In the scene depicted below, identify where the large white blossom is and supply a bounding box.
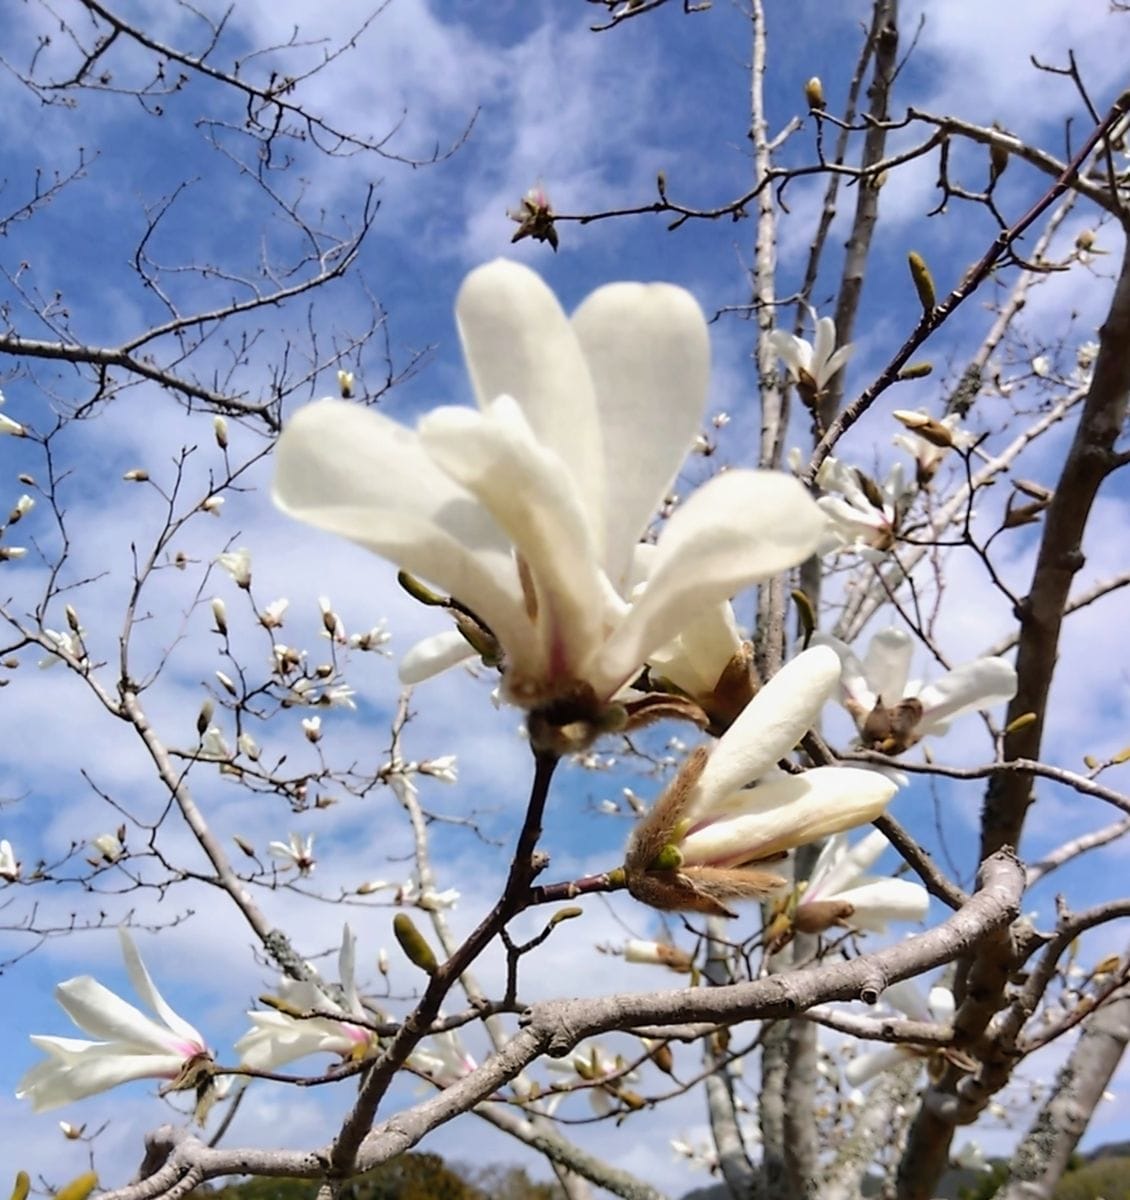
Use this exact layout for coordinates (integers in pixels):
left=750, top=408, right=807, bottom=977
left=274, top=260, right=826, bottom=734
left=813, top=456, right=911, bottom=557
left=235, top=926, right=375, bottom=1070
left=816, top=628, right=1018, bottom=754
left=625, top=646, right=898, bottom=915
left=17, top=929, right=212, bottom=1111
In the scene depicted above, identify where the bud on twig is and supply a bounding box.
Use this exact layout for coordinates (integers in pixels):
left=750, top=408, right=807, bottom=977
left=907, top=251, right=936, bottom=315
left=804, top=76, right=826, bottom=110
left=197, top=699, right=215, bottom=737
left=213, top=416, right=229, bottom=450
left=393, top=912, right=438, bottom=975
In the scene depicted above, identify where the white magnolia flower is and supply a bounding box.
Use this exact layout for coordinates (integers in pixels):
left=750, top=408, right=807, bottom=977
left=768, top=315, right=854, bottom=401
left=260, top=598, right=289, bottom=629
left=237, top=732, right=261, bottom=760
left=274, top=260, right=826, bottom=742
left=419, top=755, right=458, bottom=784
left=199, top=726, right=232, bottom=760
left=17, top=929, right=212, bottom=1111
left=348, top=622, right=391, bottom=652
left=845, top=979, right=955, bottom=1087
left=91, top=833, right=123, bottom=863
left=625, top=646, right=899, bottom=915
left=814, top=456, right=911, bottom=557
left=0, top=838, right=20, bottom=881
left=417, top=886, right=460, bottom=911
left=201, top=495, right=224, bottom=517
left=794, top=829, right=928, bottom=934
left=216, top=547, right=252, bottom=588
left=1031, top=354, right=1051, bottom=378
left=235, top=926, right=375, bottom=1070
left=892, top=409, right=975, bottom=485
left=301, top=715, right=322, bottom=743
left=816, top=628, right=1018, bottom=754
left=409, top=1031, right=477, bottom=1085
left=37, top=628, right=86, bottom=670
left=10, top=494, right=35, bottom=520
left=0, top=412, right=25, bottom=436
left=317, top=683, right=356, bottom=710
left=624, top=939, right=694, bottom=972
left=269, top=833, right=315, bottom=875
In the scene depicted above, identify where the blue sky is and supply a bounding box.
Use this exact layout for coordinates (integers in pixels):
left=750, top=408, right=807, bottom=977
left=1, top=0, right=1129, bottom=1192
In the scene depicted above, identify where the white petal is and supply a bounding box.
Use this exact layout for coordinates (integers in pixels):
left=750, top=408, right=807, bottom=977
left=54, top=977, right=188, bottom=1055
left=648, top=599, right=743, bottom=699
left=832, top=878, right=930, bottom=931
left=807, top=828, right=891, bottom=900
left=844, top=1046, right=911, bottom=1087
left=811, top=317, right=837, bottom=382
left=17, top=1041, right=188, bottom=1111
left=929, top=986, right=956, bottom=1024
left=419, top=396, right=606, bottom=683
left=399, top=631, right=477, bottom=684
left=690, top=646, right=843, bottom=812
left=881, top=979, right=931, bottom=1022
left=570, top=281, right=709, bottom=590
left=273, top=399, right=535, bottom=669
left=863, top=629, right=913, bottom=706
left=456, top=260, right=604, bottom=547
left=812, top=633, right=878, bottom=714
left=680, top=765, right=897, bottom=867
left=915, top=657, right=1018, bottom=731
left=118, top=929, right=204, bottom=1050
left=768, top=330, right=809, bottom=378
left=593, top=472, right=825, bottom=698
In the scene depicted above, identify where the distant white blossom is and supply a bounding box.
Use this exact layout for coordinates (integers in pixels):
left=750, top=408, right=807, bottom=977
left=813, top=456, right=911, bottom=557
left=816, top=628, right=1018, bottom=755
left=845, top=980, right=955, bottom=1086
left=217, top=548, right=252, bottom=588
left=269, top=833, right=316, bottom=875
left=768, top=315, right=854, bottom=403
left=91, top=833, right=123, bottom=863
left=0, top=838, right=20, bottom=881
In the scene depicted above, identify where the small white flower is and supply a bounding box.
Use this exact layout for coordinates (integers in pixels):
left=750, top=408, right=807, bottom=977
left=409, top=1031, right=477, bottom=1085
left=201, top=496, right=224, bottom=517
left=317, top=683, right=356, bottom=710
left=216, top=548, right=252, bottom=588
left=10, top=494, right=35, bottom=521
left=269, top=832, right=316, bottom=875
left=259, top=598, right=289, bottom=629
left=348, top=622, right=392, bottom=653
left=91, top=833, right=123, bottom=863
left=1031, top=354, right=1051, bottom=378
left=768, top=315, right=854, bottom=399
left=272, top=643, right=304, bottom=675
left=236, top=926, right=375, bottom=1069
left=419, top=755, right=458, bottom=784
left=815, top=456, right=911, bottom=557
left=301, top=716, right=322, bottom=743
left=417, top=887, right=460, bottom=911
left=0, top=838, right=20, bottom=881
left=816, top=628, right=1018, bottom=754
left=37, top=629, right=86, bottom=669
left=199, top=727, right=232, bottom=760
left=17, top=929, right=212, bottom=1112
left=237, top=732, right=261, bottom=761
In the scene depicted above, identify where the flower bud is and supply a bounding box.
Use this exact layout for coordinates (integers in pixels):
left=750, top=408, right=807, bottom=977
left=393, top=912, right=438, bottom=975
left=378, top=947, right=390, bottom=975
left=907, top=251, right=936, bottom=314
left=65, top=604, right=81, bottom=633
left=804, top=76, right=826, bottom=110
left=301, top=715, right=322, bottom=743
left=11, top=1174, right=30, bottom=1200
left=215, top=670, right=237, bottom=695
left=337, top=370, right=355, bottom=399
left=233, top=835, right=256, bottom=857
left=8, top=494, right=34, bottom=523
left=201, top=495, right=224, bottom=517
left=211, top=597, right=228, bottom=635
left=237, top=732, right=260, bottom=761
left=122, top=468, right=149, bottom=482
left=0, top=414, right=26, bottom=436
left=0, top=546, right=27, bottom=561
left=213, top=415, right=229, bottom=449
left=197, top=699, right=215, bottom=736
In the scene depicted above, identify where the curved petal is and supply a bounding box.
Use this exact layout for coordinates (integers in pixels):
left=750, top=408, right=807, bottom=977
left=689, top=646, right=843, bottom=813
left=338, top=925, right=359, bottom=1015
left=399, top=631, right=477, bottom=684
left=811, top=317, right=836, bottom=383
left=915, top=657, right=1018, bottom=731
left=862, top=629, right=914, bottom=707
left=929, top=986, right=956, bottom=1024
left=681, top=765, right=897, bottom=868
left=767, top=330, right=806, bottom=378
left=592, top=472, right=826, bottom=698
left=807, top=828, right=891, bottom=900
left=570, top=281, right=709, bottom=589
left=273, top=399, right=536, bottom=671
left=812, top=633, right=877, bottom=714
left=844, top=1046, right=911, bottom=1088
left=456, top=260, right=604, bottom=547
left=54, top=977, right=184, bottom=1055
left=648, top=599, right=743, bottom=699
left=17, top=1042, right=188, bottom=1111
left=833, top=878, right=930, bottom=931
left=420, top=396, right=606, bottom=684
left=881, top=979, right=931, bottom=1022
left=118, top=929, right=204, bottom=1049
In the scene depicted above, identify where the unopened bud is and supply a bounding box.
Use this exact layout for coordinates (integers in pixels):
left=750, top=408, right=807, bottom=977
left=215, top=670, right=237, bottom=695
left=213, top=415, right=229, bottom=449
left=233, top=835, right=256, bottom=857
left=791, top=589, right=816, bottom=642
left=8, top=494, right=34, bottom=523
left=18, top=474, right=35, bottom=486
left=1004, top=712, right=1038, bottom=735
left=896, top=361, right=934, bottom=380
left=378, top=946, right=390, bottom=975
left=201, top=495, right=224, bottom=517
left=804, top=76, right=826, bottom=110
left=237, top=732, right=260, bottom=761
left=656, top=170, right=667, bottom=198
left=197, top=699, right=215, bottom=737
left=53, top=1171, right=98, bottom=1200
left=58, top=1121, right=85, bottom=1140
left=1075, top=229, right=1096, bottom=251
left=65, top=604, right=81, bottom=633
left=393, top=912, right=438, bottom=976
left=301, top=716, right=322, bottom=743
left=122, top=468, right=149, bottom=482
left=211, top=597, right=228, bottom=635
left=11, top=1172, right=29, bottom=1200
left=337, top=370, right=355, bottom=399
left=907, top=251, right=936, bottom=314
